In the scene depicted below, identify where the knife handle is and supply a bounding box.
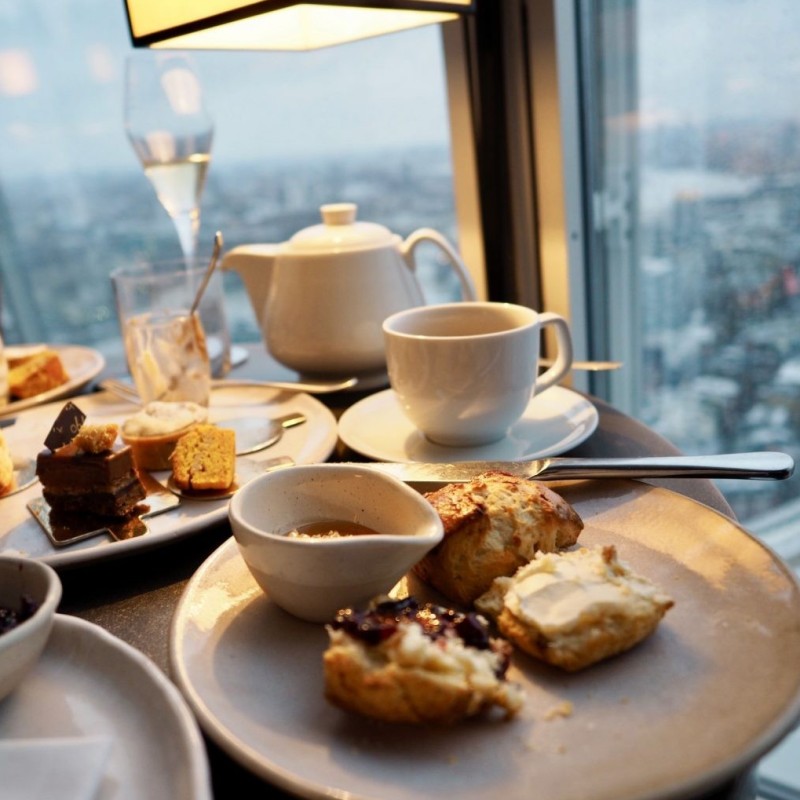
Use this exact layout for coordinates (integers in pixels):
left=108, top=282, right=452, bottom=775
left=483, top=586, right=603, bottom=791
left=544, top=452, right=795, bottom=481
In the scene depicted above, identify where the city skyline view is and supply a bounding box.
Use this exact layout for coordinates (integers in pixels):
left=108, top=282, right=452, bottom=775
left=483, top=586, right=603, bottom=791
left=0, top=2, right=451, bottom=180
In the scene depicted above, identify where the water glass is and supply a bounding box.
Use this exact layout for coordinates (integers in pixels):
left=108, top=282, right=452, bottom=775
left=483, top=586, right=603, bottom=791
left=124, top=309, right=210, bottom=406
left=111, top=257, right=231, bottom=378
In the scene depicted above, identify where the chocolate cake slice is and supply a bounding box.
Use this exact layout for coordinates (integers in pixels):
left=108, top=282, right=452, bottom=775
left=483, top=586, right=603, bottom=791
left=36, top=421, right=146, bottom=518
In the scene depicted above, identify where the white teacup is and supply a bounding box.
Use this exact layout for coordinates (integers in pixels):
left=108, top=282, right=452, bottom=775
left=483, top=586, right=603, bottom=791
left=382, top=301, right=574, bottom=447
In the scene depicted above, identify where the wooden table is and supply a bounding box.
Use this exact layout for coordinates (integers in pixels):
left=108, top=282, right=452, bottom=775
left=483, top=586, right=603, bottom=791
left=56, top=345, right=758, bottom=800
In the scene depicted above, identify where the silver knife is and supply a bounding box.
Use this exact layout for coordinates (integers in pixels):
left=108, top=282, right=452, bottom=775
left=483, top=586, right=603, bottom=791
left=348, top=452, right=795, bottom=490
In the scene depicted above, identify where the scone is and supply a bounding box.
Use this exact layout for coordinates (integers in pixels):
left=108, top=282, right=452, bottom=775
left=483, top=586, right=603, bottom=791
left=8, top=349, right=69, bottom=399
left=0, top=430, right=14, bottom=496
left=323, top=596, right=523, bottom=725
left=414, top=472, right=583, bottom=606
left=121, top=401, right=208, bottom=470
left=170, top=424, right=235, bottom=491
left=475, top=545, right=674, bottom=671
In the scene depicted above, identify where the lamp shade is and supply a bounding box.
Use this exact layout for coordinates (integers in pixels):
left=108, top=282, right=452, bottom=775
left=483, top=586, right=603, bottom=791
left=123, top=1, right=475, bottom=51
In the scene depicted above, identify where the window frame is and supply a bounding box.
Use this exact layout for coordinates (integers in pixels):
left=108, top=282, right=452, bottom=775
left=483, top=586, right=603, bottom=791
left=442, top=1, right=594, bottom=396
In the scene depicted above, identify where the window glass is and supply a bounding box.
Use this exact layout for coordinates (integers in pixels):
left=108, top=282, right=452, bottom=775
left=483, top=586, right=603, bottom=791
left=581, top=4, right=800, bottom=786
left=0, top=1, right=461, bottom=365
left=584, top=0, right=800, bottom=551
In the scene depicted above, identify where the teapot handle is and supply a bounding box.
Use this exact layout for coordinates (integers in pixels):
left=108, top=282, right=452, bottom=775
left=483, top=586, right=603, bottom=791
left=401, top=228, right=477, bottom=301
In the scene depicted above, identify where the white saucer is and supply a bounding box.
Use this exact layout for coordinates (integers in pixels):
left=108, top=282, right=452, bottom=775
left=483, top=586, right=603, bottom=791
left=338, top=386, right=599, bottom=463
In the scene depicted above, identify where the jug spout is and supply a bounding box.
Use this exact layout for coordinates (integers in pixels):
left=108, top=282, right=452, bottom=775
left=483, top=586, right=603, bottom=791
left=220, top=244, right=280, bottom=332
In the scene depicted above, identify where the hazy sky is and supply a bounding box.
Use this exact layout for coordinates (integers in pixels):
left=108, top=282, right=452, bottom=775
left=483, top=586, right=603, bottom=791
left=638, top=0, right=800, bottom=125
left=2, top=0, right=800, bottom=178
left=0, top=0, right=451, bottom=177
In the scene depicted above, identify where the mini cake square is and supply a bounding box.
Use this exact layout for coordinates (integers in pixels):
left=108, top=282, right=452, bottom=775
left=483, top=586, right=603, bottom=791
left=36, top=422, right=146, bottom=518
left=170, top=424, right=235, bottom=491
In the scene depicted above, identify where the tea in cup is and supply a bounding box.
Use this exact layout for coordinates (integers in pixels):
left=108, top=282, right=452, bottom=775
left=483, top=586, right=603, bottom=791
left=382, top=302, right=573, bottom=447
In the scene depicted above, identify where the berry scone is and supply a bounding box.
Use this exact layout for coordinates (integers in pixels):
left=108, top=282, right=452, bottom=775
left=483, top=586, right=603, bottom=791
left=323, top=596, right=524, bottom=725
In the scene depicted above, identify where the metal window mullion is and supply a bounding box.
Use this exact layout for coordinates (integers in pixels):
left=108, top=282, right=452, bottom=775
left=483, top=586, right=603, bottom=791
left=526, top=0, right=592, bottom=392
left=441, top=18, right=489, bottom=300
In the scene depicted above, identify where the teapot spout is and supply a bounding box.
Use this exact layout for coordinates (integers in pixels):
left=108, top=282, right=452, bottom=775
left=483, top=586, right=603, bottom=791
left=220, top=244, right=280, bottom=332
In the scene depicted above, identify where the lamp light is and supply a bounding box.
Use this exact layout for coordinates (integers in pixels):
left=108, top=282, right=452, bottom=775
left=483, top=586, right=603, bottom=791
left=123, top=1, right=475, bottom=51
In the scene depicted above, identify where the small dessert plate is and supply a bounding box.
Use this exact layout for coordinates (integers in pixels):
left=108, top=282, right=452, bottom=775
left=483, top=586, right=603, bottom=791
left=0, top=344, right=105, bottom=419
left=163, top=455, right=294, bottom=502
left=1, top=457, right=38, bottom=498
left=26, top=471, right=180, bottom=547
left=28, top=497, right=149, bottom=547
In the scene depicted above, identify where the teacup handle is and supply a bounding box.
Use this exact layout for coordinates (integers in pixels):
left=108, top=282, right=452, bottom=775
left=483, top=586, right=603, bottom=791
left=402, top=228, right=477, bottom=301
left=534, top=312, right=574, bottom=393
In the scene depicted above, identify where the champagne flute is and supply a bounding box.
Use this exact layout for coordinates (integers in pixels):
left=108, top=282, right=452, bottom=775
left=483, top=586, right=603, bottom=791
left=124, top=52, right=213, bottom=267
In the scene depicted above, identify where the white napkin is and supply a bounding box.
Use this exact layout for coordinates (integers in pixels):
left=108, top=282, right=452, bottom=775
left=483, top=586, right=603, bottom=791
left=0, top=736, right=113, bottom=800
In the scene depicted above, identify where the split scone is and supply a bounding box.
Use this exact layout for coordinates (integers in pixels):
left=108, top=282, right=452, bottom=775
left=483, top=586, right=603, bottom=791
left=475, top=545, right=674, bottom=672
left=414, top=472, right=584, bottom=606
left=323, top=596, right=523, bottom=725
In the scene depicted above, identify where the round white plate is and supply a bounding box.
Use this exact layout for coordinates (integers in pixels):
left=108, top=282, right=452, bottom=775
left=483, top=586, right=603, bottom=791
left=170, top=481, right=800, bottom=800
left=338, top=386, right=599, bottom=462
left=0, top=614, right=211, bottom=800
left=1, top=344, right=106, bottom=418
left=0, top=385, right=337, bottom=566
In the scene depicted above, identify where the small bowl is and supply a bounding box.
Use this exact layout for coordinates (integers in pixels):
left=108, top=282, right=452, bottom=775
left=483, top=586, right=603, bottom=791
left=0, top=556, right=62, bottom=702
left=229, top=464, right=444, bottom=623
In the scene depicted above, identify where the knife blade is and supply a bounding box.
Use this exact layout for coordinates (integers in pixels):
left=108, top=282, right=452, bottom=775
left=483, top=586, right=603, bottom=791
left=348, top=451, right=795, bottom=490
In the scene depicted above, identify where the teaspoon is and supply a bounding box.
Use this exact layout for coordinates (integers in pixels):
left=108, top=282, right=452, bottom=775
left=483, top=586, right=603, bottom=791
left=100, top=375, right=356, bottom=401
left=540, top=357, right=622, bottom=371
left=225, top=412, right=306, bottom=456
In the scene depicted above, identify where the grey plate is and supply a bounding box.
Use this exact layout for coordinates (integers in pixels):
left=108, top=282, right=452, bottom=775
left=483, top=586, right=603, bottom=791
left=170, top=480, right=800, bottom=800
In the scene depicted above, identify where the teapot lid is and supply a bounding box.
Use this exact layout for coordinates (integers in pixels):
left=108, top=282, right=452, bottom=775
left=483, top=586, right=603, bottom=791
left=287, top=203, right=395, bottom=253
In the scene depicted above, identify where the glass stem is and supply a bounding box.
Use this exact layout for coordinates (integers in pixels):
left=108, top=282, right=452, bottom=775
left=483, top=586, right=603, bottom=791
left=172, top=209, right=200, bottom=268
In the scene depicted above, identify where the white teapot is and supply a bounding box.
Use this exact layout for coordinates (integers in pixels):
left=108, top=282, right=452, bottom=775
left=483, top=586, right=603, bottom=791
left=221, top=203, right=476, bottom=379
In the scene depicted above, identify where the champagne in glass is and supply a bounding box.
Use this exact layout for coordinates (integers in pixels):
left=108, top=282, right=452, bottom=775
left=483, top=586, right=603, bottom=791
left=125, top=52, right=213, bottom=266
